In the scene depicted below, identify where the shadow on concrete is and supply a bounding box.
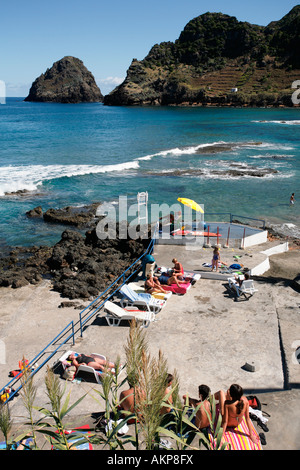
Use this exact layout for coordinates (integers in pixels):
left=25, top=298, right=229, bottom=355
left=252, top=275, right=300, bottom=294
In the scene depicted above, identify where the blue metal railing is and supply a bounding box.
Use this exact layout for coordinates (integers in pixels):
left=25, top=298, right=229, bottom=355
left=0, top=321, right=76, bottom=402
left=78, top=234, right=156, bottom=336
left=0, top=226, right=157, bottom=404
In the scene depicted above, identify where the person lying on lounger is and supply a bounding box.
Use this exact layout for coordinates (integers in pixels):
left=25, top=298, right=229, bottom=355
left=167, top=270, right=186, bottom=287
left=67, top=353, right=115, bottom=373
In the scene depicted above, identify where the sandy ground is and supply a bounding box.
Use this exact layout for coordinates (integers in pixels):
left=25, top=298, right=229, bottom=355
left=0, top=240, right=299, bottom=451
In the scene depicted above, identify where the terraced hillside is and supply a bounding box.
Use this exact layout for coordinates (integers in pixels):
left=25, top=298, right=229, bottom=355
left=104, top=7, right=300, bottom=107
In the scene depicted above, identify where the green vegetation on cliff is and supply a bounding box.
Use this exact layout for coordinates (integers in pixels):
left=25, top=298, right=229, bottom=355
left=104, top=7, right=300, bottom=106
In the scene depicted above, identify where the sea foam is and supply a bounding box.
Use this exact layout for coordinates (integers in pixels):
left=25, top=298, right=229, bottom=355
left=0, top=161, right=140, bottom=196
left=252, top=120, right=300, bottom=126
left=136, top=142, right=227, bottom=161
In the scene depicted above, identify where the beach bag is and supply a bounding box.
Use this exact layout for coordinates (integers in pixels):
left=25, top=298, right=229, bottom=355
left=246, top=395, right=261, bottom=410
left=63, top=365, right=76, bottom=381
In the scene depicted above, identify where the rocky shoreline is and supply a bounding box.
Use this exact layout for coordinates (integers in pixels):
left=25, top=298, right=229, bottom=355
left=1, top=199, right=300, bottom=300
left=0, top=226, right=150, bottom=300
left=1, top=202, right=151, bottom=300
left=26, top=202, right=102, bottom=227
left=147, top=166, right=279, bottom=178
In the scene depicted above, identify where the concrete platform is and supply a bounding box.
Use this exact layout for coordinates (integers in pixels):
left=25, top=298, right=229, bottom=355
left=156, top=221, right=267, bottom=249
left=1, top=239, right=299, bottom=450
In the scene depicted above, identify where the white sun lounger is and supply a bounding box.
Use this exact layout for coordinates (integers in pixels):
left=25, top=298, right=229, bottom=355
left=104, top=300, right=156, bottom=328
left=119, top=284, right=165, bottom=312
left=228, top=277, right=258, bottom=299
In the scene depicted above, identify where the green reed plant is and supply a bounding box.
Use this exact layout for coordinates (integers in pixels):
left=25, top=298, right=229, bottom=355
left=123, top=319, right=149, bottom=450
left=92, top=356, right=135, bottom=450
left=158, top=371, right=203, bottom=450
left=33, top=366, right=90, bottom=450
left=19, top=356, right=38, bottom=448
left=0, top=403, right=12, bottom=449
left=135, top=348, right=169, bottom=450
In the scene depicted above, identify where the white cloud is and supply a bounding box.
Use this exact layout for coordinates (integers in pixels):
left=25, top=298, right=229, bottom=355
left=6, top=82, right=31, bottom=97
left=96, top=76, right=124, bottom=95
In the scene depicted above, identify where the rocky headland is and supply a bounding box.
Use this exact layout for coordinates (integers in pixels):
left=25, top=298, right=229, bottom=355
left=24, top=56, right=103, bottom=103
left=104, top=7, right=300, bottom=107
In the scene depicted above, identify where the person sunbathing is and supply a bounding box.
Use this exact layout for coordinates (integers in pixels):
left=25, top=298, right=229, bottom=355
left=144, top=274, right=167, bottom=294
left=167, top=270, right=186, bottom=287
left=172, top=258, right=184, bottom=278
left=68, top=353, right=115, bottom=373
left=119, top=381, right=135, bottom=413
left=161, top=374, right=174, bottom=415
left=183, top=384, right=212, bottom=430
left=214, top=384, right=258, bottom=443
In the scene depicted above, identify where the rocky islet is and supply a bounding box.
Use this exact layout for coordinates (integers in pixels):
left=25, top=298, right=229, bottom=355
left=24, top=56, right=103, bottom=103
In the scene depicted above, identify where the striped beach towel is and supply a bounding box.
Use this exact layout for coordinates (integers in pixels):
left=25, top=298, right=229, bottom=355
left=209, top=406, right=262, bottom=450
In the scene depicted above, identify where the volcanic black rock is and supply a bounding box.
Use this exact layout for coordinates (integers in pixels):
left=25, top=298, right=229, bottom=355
left=25, top=56, right=103, bottom=103
left=42, top=203, right=102, bottom=227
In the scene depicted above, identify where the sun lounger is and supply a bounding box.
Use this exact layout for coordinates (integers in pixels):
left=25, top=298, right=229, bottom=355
left=59, top=350, right=107, bottom=384
left=228, top=277, right=258, bottom=299
left=119, top=284, right=165, bottom=313
left=104, top=300, right=156, bottom=328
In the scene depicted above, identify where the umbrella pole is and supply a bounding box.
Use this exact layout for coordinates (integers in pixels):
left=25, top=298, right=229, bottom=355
left=224, top=226, right=230, bottom=248
left=240, top=227, right=246, bottom=250
left=216, top=226, right=221, bottom=248
left=204, top=225, right=211, bottom=248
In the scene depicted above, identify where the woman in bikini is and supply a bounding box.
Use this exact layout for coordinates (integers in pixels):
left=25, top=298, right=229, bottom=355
left=144, top=274, right=167, bottom=294
left=215, top=384, right=258, bottom=443
left=211, top=247, right=220, bottom=272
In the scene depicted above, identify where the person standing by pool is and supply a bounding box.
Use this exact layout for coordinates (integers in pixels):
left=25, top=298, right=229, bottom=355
left=211, top=247, right=220, bottom=272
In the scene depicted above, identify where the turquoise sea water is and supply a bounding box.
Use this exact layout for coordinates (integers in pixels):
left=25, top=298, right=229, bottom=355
left=0, top=98, right=299, bottom=248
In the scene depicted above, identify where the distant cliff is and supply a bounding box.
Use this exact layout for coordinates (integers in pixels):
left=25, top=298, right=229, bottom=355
left=25, top=56, right=103, bottom=103
left=104, top=7, right=300, bottom=107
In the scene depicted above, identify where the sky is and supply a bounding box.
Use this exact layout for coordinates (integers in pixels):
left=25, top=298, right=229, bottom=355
left=1, top=0, right=299, bottom=97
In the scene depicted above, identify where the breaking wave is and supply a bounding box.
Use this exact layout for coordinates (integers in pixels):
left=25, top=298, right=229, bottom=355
left=0, top=161, right=140, bottom=196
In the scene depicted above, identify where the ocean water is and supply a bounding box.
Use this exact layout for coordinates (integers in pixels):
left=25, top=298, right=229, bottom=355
left=0, top=97, right=299, bottom=248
